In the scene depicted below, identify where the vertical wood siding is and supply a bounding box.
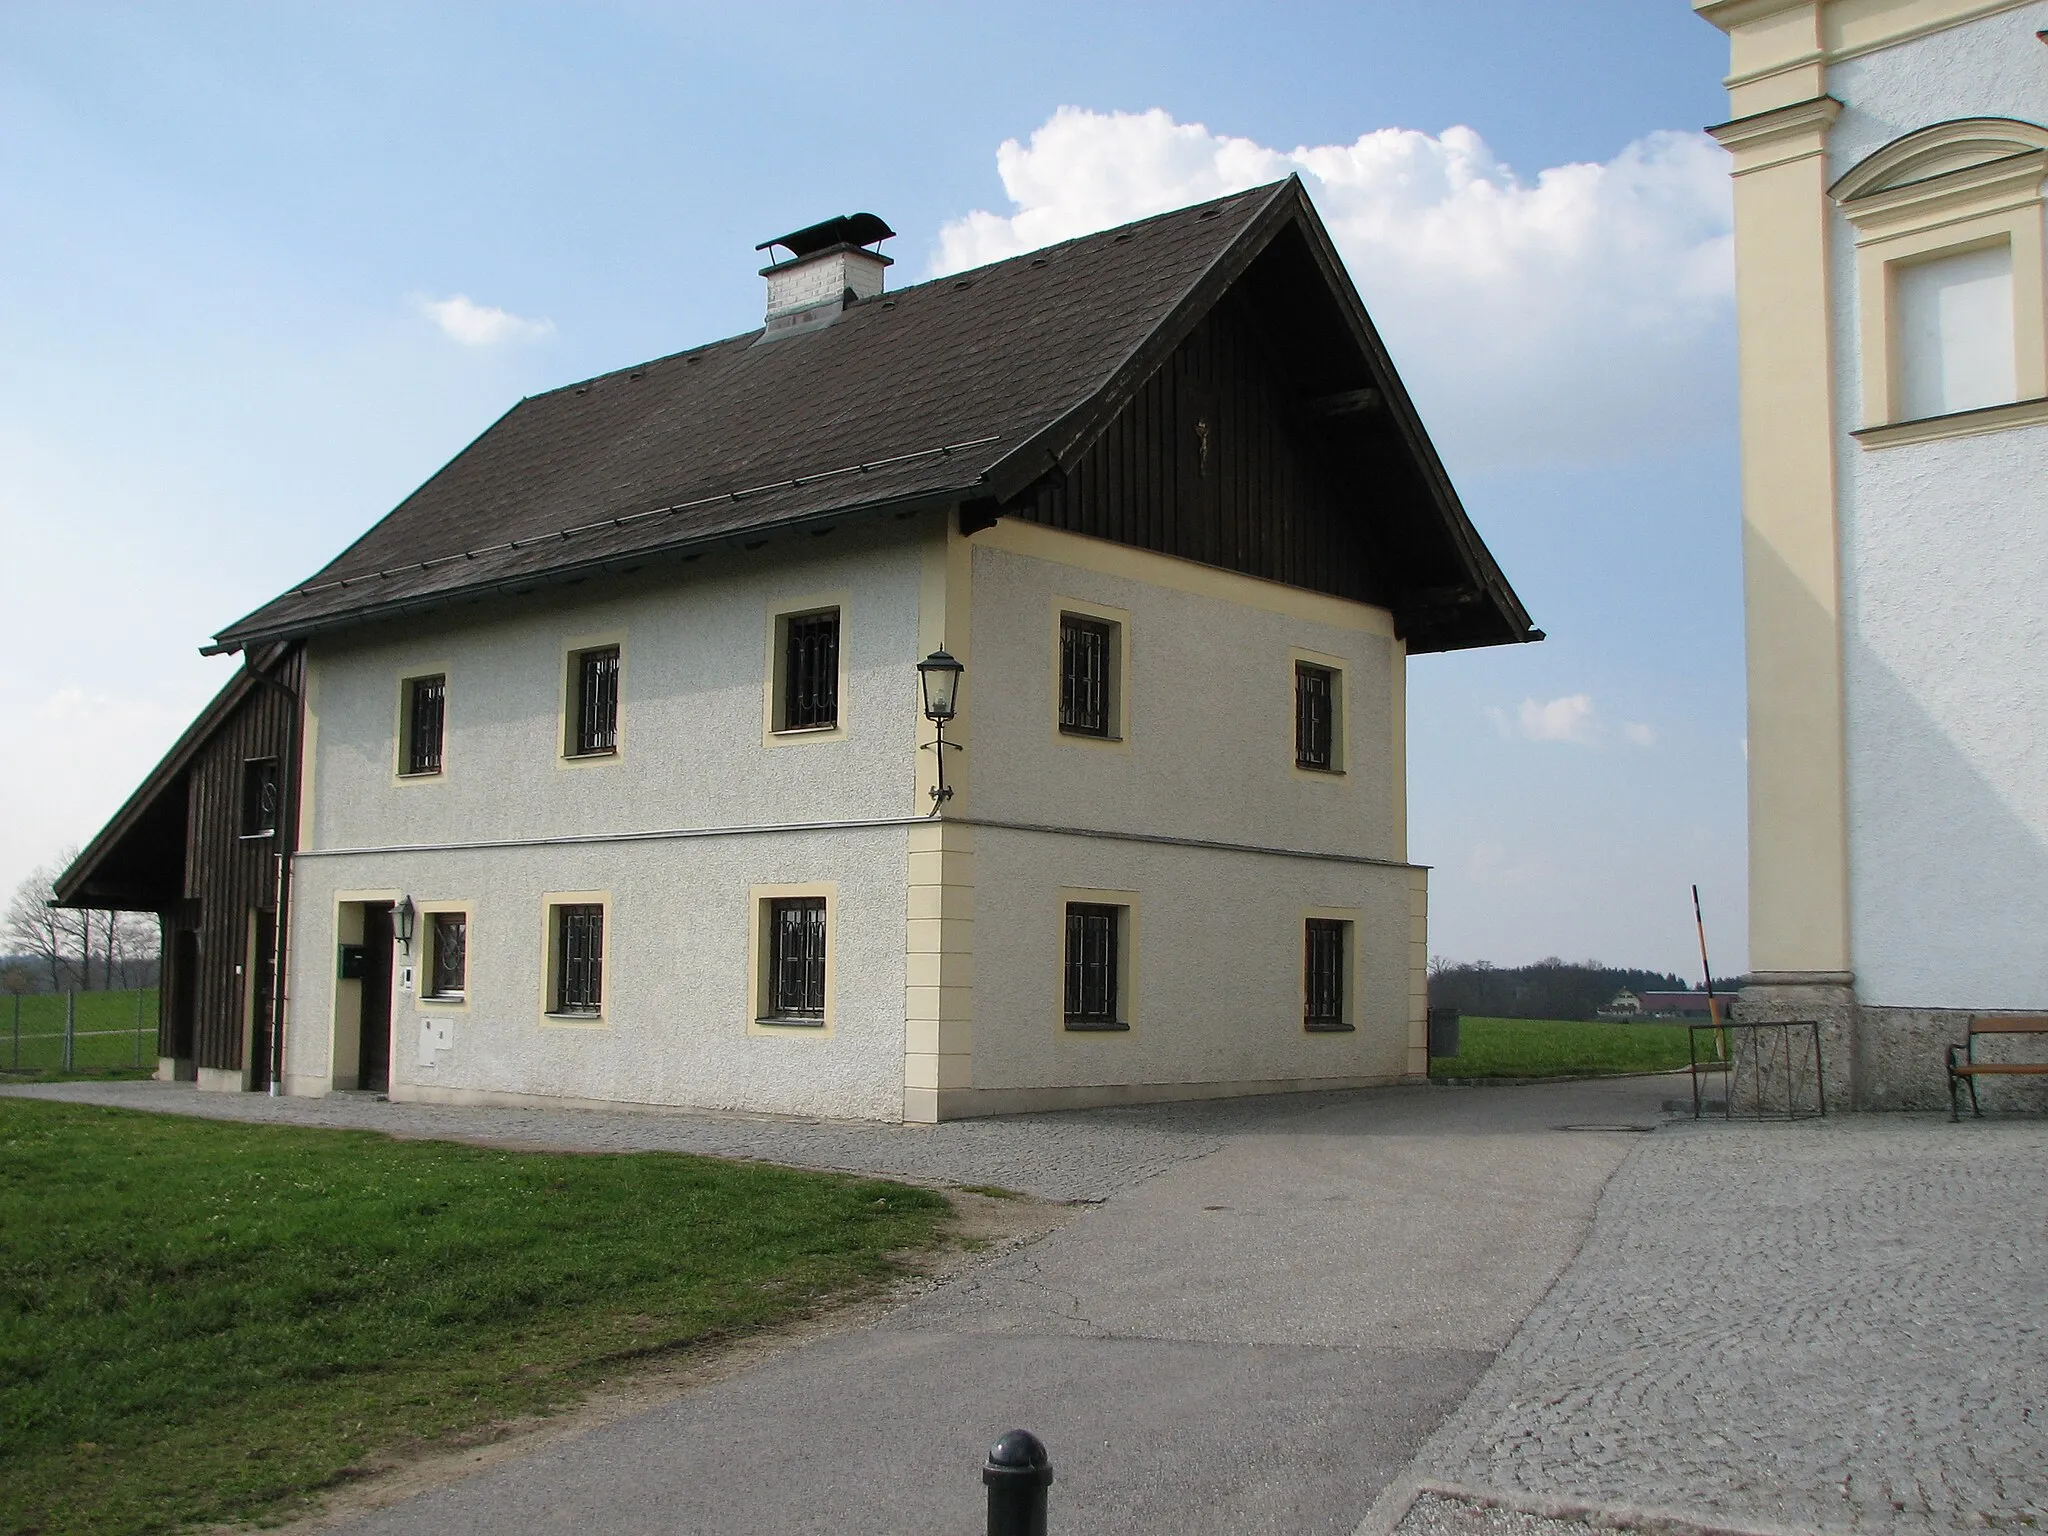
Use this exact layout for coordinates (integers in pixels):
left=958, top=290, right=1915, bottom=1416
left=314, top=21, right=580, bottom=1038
left=1013, top=291, right=1380, bottom=606
left=177, top=651, right=302, bottom=1074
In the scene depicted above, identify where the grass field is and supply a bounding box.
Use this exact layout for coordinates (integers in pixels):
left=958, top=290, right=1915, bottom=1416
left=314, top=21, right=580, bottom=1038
left=0, top=988, right=158, bottom=1079
left=1428, top=1015, right=1700, bottom=1080
left=0, top=1099, right=952, bottom=1536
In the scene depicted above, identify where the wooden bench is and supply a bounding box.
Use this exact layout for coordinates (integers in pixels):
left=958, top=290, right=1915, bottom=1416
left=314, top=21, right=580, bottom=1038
left=1948, top=1015, right=2048, bottom=1119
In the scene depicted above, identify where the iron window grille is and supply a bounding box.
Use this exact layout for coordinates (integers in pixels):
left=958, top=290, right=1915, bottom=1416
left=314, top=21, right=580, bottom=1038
left=240, top=758, right=280, bottom=837
left=1059, top=616, right=1114, bottom=737
left=781, top=611, right=840, bottom=731
left=1064, top=902, right=1125, bottom=1029
left=1295, top=663, right=1336, bottom=771
left=766, top=897, right=828, bottom=1021
left=428, top=912, right=467, bottom=999
left=406, top=675, right=446, bottom=775
left=571, top=647, right=620, bottom=756
left=1305, top=919, right=1352, bottom=1030
left=554, top=904, right=604, bottom=1014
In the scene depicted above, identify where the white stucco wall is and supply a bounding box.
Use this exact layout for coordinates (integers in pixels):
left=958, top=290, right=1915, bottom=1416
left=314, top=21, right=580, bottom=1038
left=1827, top=6, right=2048, bottom=1008
left=287, top=827, right=910, bottom=1120
left=282, top=525, right=928, bottom=1119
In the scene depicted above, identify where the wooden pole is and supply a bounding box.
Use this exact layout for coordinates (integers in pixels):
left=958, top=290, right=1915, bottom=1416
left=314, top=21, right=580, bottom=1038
left=63, top=990, right=75, bottom=1072
left=1693, top=884, right=1724, bottom=1060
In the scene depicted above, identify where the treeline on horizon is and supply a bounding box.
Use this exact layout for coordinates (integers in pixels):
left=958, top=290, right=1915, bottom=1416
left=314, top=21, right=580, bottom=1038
left=1428, top=958, right=1746, bottom=1022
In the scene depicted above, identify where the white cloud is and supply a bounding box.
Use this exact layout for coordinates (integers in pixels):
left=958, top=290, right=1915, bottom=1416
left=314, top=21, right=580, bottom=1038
left=1489, top=693, right=1599, bottom=744
left=1623, top=722, right=1658, bottom=748
left=416, top=294, right=555, bottom=347
left=934, top=107, right=1733, bottom=467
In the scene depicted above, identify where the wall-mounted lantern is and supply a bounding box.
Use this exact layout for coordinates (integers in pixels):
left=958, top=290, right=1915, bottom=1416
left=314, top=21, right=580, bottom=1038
left=916, top=649, right=964, bottom=809
left=395, top=894, right=417, bottom=954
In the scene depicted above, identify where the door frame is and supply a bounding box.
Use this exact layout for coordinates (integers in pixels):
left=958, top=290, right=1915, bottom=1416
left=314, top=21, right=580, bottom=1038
left=329, top=890, right=402, bottom=1091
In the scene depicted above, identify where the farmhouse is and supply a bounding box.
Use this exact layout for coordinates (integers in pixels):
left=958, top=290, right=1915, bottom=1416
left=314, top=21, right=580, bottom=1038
left=57, top=178, right=1536, bottom=1121
left=1696, top=0, right=2048, bottom=1108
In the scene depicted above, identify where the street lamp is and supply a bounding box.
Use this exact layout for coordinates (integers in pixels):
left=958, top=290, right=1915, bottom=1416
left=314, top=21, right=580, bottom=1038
left=394, top=894, right=416, bottom=954
left=916, top=649, right=964, bottom=809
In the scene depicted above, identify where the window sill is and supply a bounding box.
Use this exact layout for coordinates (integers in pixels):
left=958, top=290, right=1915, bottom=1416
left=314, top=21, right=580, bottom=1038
left=237, top=831, right=276, bottom=842
left=1304, top=1020, right=1357, bottom=1033
left=1294, top=764, right=1345, bottom=777
left=756, top=1015, right=826, bottom=1029
left=545, top=1009, right=604, bottom=1023
left=1854, top=395, right=2048, bottom=449
left=422, top=993, right=465, bottom=1005
left=397, top=769, right=443, bottom=780
left=562, top=748, right=618, bottom=761
left=1063, top=1019, right=1130, bottom=1032
left=1057, top=729, right=1124, bottom=744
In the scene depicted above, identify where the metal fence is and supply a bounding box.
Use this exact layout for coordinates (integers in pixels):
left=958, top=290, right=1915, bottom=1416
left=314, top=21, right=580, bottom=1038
left=4, top=988, right=158, bottom=1074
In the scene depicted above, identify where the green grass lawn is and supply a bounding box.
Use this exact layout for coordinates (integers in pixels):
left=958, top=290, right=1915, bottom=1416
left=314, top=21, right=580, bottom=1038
left=0, top=1099, right=951, bottom=1535
left=0, top=988, right=158, bottom=1079
left=1428, top=1015, right=1702, bottom=1080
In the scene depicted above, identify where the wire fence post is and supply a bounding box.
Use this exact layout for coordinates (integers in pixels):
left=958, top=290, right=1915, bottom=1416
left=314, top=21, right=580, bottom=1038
left=10, top=993, right=18, bottom=1071
left=63, top=990, right=76, bottom=1072
left=136, top=987, right=146, bottom=1068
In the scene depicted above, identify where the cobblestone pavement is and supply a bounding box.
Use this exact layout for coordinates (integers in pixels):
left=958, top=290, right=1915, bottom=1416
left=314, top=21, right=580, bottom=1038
left=3, top=1077, right=1350, bottom=1201
left=1413, top=1115, right=2048, bottom=1536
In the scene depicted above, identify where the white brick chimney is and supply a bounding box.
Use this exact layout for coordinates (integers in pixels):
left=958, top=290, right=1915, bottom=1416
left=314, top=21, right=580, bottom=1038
left=756, top=213, right=895, bottom=341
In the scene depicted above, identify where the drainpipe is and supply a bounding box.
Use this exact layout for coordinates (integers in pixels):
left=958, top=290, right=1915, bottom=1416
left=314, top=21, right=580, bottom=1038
left=244, top=645, right=303, bottom=1097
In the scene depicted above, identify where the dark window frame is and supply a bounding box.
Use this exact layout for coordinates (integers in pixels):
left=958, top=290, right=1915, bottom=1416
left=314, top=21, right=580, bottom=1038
left=427, top=910, right=468, bottom=1000
left=552, top=903, right=604, bottom=1016
left=1059, top=614, right=1118, bottom=738
left=403, top=674, right=446, bottom=777
left=777, top=609, right=842, bottom=733
left=1063, top=901, right=1128, bottom=1030
left=239, top=757, right=281, bottom=839
left=763, top=896, right=828, bottom=1023
left=568, top=646, right=621, bottom=758
left=1295, top=662, right=1338, bottom=772
left=1304, top=918, right=1353, bottom=1031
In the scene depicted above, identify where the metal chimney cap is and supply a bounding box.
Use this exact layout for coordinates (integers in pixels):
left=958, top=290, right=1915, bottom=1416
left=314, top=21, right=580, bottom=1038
left=757, top=213, right=896, bottom=262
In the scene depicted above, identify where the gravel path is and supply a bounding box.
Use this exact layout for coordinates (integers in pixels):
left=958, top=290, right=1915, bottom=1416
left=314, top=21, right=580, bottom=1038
left=2, top=1078, right=1362, bottom=1202
left=1412, top=1115, right=2048, bottom=1535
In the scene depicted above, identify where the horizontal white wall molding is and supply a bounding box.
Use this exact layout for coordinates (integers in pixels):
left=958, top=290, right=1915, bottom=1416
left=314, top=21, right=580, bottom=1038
left=296, top=813, right=1422, bottom=871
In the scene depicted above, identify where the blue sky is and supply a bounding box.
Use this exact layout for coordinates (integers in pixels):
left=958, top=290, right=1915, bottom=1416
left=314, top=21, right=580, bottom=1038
left=0, top=2, right=1750, bottom=975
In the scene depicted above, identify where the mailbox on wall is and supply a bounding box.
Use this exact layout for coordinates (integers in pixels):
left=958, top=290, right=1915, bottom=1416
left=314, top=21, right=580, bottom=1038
left=337, top=944, right=368, bottom=980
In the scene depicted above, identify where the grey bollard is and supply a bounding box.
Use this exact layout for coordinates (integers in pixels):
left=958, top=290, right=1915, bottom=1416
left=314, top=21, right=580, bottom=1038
left=983, top=1429, right=1052, bottom=1536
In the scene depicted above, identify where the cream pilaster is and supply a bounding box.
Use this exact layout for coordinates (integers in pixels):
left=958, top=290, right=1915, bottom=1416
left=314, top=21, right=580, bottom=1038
left=1406, top=868, right=1429, bottom=1080
left=1708, top=95, right=1851, bottom=980
left=904, top=514, right=977, bottom=1122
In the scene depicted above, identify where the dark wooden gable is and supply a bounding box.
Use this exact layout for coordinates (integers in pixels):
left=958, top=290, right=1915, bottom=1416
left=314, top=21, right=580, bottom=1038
left=1006, top=285, right=1380, bottom=606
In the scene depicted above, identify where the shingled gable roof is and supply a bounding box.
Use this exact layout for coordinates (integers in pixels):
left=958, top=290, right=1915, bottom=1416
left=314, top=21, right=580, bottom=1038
left=209, top=176, right=1533, bottom=656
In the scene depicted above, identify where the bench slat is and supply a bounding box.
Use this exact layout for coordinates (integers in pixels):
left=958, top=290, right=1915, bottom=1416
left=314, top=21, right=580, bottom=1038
left=1967, top=1015, right=2048, bottom=1033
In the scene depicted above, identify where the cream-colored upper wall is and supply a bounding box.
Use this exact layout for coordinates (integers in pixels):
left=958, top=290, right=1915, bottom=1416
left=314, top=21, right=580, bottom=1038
left=1698, top=0, right=2040, bottom=113
left=962, top=521, right=1405, bottom=862
left=303, top=522, right=929, bottom=853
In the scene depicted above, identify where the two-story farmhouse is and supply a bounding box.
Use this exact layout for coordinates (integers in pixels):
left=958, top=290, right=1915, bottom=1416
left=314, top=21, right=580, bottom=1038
left=1696, top=0, right=2047, bottom=1107
left=58, top=178, right=1536, bottom=1121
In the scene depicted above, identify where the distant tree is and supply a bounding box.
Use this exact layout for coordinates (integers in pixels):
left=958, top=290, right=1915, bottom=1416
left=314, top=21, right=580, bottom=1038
left=1428, top=957, right=1695, bottom=1021
left=0, top=963, right=31, bottom=997
left=4, top=856, right=78, bottom=993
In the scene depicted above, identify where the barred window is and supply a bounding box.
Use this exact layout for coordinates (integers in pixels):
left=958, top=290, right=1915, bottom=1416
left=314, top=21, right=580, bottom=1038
left=767, top=897, right=828, bottom=1020
left=241, top=758, right=280, bottom=837
left=1305, top=918, right=1351, bottom=1030
left=405, top=675, right=445, bottom=776
left=428, top=912, right=467, bottom=999
left=1059, top=615, right=1114, bottom=737
left=569, top=647, right=620, bottom=756
left=1295, top=663, right=1336, bottom=771
left=1064, top=902, right=1124, bottom=1028
left=781, top=611, right=840, bottom=731
left=554, top=904, right=604, bottom=1014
